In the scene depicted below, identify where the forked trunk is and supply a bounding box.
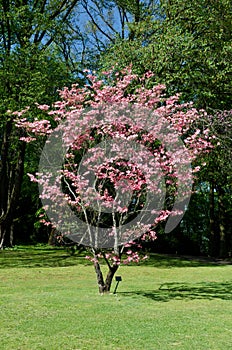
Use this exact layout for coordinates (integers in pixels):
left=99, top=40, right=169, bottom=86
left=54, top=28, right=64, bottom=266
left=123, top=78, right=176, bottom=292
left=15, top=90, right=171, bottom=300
left=94, top=257, right=119, bottom=294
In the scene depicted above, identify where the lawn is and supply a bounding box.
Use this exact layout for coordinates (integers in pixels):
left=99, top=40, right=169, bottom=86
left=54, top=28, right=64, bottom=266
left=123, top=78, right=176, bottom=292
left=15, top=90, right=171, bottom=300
left=0, top=246, right=232, bottom=350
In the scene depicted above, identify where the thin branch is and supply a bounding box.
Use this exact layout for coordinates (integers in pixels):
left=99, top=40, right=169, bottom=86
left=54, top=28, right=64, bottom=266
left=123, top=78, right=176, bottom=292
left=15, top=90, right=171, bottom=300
left=102, top=251, right=112, bottom=270
left=82, top=0, right=115, bottom=43
left=92, top=0, right=118, bottom=35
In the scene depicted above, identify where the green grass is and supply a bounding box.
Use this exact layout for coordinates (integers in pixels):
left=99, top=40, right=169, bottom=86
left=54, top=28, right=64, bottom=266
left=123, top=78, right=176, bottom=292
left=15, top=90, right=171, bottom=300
left=0, top=246, right=232, bottom=349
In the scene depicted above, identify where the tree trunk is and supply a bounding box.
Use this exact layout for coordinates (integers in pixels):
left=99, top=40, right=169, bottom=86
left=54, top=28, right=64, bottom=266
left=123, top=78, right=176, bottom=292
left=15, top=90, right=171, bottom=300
left=218, top=185, right=227, bottom=258
left=209, top=181, right=219, bottom=257
left=0, top=131, right=26, bottom=248
left=104, top=264, right=119, bottom=292
left=94, top=259, right=106, bottom=294
left=93, top=254, right=119, bottom=294
left=48, top=228, right=57, bottom=246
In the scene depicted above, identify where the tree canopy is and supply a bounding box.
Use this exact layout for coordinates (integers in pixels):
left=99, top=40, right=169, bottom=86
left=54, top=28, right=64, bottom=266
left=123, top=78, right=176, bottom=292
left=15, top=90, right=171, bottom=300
left=0, top=0, right=231, bottom=259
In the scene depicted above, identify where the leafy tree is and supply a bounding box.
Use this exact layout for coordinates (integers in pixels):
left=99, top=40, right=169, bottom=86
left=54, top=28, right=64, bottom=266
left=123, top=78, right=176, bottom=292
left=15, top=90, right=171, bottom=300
left=0, top=0, right=80, bottom=248
left=99, top=0, right=232, bottom=109
left=97, top=0, right=232, bottom=257
left=72, top=0, right=159, bottom=69
left=197, top=109, right=232, bottom=257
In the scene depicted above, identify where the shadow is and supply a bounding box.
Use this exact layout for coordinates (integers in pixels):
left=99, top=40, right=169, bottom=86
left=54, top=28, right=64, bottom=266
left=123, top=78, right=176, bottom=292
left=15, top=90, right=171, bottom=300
left=120, top=281, right=232, bottom=302
left=142, top=253, right=232, bottom=268
left=0, top=245, right=89, bottom=268
left=1, top=246, right=231, bottom=269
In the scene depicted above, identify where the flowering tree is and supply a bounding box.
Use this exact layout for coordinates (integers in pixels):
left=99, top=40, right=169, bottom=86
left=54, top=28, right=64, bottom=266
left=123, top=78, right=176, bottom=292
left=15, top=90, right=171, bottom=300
left=15, top=67, right=213, bottom=293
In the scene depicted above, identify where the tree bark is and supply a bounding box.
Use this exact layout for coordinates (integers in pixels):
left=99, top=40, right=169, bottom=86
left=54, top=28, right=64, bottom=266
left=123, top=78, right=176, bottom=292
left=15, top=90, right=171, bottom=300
left=0, top=133, right=26, bottom=248
left=94, top=258, right=107, bottom=294
left=208, top=180, right=219, bottom=257
left=217, top=185, right=227, bottom=258
left=104, top=264, right=119, bottom=292
left=93, top=253, right=119, bottom=294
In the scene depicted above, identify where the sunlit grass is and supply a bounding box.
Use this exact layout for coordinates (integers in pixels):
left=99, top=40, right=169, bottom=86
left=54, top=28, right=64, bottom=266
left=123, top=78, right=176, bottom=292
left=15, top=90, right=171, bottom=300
left=0, top=246, right=232, bottom=349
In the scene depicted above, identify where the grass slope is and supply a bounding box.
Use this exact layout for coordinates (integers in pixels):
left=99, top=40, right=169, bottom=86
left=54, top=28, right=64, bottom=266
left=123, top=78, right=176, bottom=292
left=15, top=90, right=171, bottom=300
left=0, top=246, right=232, bottom=350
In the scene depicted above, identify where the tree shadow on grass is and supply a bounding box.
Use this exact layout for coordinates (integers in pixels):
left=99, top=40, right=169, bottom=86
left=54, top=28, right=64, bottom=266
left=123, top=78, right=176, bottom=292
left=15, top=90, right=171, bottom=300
left=143, top=253, right=232, bottom=268
left=1, top=246, right=231, bottom=269
left=120, top=281, right=232, bottom=302
left=0, top=245, right=89, bottom=268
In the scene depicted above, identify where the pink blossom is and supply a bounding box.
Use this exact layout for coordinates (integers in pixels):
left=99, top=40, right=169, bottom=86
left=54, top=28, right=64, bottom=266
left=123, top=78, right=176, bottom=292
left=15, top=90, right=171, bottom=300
left=15, top=66, right=214, bottom=278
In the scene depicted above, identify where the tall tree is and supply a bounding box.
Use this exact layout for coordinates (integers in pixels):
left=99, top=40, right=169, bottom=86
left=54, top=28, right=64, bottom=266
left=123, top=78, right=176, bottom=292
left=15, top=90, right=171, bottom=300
left=99, top=0, right=232, bottom=109
left=71, top=0, right=159, bottom=69
left=97, top=0, right=232, bottom=257
left=0, top=0, right=80, bottom=248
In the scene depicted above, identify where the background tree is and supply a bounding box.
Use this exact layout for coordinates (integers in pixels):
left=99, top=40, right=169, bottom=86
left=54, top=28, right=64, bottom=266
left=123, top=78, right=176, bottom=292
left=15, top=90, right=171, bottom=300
left=96, top=0, right=232, bottom=257
left=198, top=110, right=232, bottom=257
left=71, top=0, right=159, bottom=69
left=99, top=0, right=231, bottom=108
left=0, top=0, right=80, bottom=248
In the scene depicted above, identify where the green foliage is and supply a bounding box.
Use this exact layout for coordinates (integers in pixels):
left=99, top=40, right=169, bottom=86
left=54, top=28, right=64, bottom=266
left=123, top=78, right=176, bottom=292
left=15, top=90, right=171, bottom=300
left=100, top=0, right=232, bottom=109
left=0, top=0, right=81, bottom=247
left=97, top=0, right=232, bottom=257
